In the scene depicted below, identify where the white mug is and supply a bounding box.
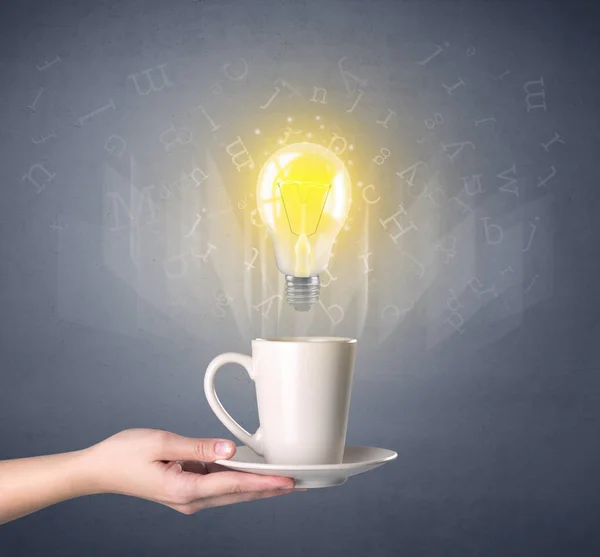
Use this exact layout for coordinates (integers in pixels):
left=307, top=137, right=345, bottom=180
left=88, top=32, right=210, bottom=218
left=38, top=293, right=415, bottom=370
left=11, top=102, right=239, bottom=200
left=204, top=337, right=357, bottom=465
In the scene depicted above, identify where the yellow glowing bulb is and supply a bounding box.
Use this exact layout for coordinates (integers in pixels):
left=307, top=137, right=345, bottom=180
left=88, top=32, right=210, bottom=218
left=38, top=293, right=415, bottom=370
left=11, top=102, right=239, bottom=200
left=256, top=142, right=352, bottom=310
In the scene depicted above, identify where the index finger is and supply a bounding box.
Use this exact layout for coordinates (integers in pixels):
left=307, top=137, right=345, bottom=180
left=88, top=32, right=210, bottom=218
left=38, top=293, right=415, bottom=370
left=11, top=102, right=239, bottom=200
left=194, top=470, right=295, bottom=498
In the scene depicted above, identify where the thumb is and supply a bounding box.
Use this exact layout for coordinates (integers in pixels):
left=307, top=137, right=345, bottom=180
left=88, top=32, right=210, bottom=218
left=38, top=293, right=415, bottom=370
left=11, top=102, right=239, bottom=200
left=156, top=432, right=236, bottom=462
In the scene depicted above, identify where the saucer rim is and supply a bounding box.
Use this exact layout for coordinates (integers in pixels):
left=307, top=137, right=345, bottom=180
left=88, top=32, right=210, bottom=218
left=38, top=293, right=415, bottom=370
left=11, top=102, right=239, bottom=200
left=215, top=445, right=398, bottom=471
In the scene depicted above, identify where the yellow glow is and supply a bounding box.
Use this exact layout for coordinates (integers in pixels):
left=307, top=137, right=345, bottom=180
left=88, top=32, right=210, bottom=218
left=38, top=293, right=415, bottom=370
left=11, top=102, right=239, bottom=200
left=279, top=181, right=331, bottom=236
left=256, top=142, right=352, bottom=277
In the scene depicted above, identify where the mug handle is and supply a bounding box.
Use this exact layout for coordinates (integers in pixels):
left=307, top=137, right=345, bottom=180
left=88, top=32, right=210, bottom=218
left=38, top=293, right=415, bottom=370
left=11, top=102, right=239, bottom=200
left=204, top=353, right=264, bottom=456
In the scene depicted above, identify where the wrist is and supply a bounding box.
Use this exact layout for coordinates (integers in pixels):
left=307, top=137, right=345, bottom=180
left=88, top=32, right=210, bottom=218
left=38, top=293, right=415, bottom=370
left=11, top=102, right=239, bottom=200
left=70, top=447, right=107, bottom=497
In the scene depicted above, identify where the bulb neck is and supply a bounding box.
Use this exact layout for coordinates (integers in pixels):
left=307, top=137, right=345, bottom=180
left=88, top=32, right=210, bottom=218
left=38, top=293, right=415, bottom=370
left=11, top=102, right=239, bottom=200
left=285, top=275, right=320, bottom=311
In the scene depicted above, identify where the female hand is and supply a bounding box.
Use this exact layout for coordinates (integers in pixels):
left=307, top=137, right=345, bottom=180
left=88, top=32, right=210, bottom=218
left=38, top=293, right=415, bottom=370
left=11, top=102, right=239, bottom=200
left=84, top=429, right=302, bottom=514
left=0, top=428, right=303, bottom=524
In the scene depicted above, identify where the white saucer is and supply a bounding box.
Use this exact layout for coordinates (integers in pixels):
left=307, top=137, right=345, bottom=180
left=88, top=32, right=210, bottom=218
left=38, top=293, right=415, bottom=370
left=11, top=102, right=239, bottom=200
left=215, top=446, right=398, bottom=489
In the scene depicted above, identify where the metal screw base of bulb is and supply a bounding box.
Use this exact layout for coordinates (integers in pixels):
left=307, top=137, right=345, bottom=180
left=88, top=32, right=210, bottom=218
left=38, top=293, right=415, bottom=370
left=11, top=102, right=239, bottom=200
left=285, top=275, right=320, bottom=311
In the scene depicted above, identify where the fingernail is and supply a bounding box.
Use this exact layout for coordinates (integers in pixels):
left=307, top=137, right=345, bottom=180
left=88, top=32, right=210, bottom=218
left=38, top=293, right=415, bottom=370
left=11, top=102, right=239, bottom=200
left=278, top=485, right=295, bottom=490
left=215, top=441, right=234, bottom=457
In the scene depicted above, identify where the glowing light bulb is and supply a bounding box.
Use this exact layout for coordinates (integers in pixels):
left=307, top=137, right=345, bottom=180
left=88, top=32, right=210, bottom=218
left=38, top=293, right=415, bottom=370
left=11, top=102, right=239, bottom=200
left=256, top=142, right=352, bottom=311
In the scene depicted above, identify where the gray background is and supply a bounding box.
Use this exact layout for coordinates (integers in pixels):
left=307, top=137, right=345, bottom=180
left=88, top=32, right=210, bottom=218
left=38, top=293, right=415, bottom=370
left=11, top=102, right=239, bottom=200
left=1, top=0, right=600, bottom=555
